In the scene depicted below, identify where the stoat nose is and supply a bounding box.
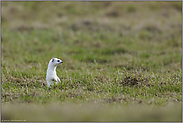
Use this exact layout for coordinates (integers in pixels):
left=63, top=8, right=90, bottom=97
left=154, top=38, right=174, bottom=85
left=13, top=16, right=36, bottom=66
left=61, top=61, right=63, bottom=63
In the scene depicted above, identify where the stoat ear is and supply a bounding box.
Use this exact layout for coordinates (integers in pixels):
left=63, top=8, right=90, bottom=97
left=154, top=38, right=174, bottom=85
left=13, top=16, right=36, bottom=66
left=52, top=58, right=54, bottom=62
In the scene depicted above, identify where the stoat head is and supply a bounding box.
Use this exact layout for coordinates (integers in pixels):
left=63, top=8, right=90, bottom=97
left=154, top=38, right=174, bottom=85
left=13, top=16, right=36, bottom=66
left=48, top=58, right=63, bottom=67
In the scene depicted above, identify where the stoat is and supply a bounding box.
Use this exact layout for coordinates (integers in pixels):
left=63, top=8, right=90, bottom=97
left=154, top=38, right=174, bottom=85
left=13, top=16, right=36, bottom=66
left=46, top=58, right=63, bottom=87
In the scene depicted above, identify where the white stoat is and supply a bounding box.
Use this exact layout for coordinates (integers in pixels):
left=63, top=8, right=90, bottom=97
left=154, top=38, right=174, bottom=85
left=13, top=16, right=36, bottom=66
left=46, top=58, right=63, bottom=87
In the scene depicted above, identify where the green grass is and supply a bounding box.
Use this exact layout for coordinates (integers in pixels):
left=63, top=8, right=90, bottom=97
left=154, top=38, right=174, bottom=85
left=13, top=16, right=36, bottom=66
left=1, top=1, right=182, bottom=122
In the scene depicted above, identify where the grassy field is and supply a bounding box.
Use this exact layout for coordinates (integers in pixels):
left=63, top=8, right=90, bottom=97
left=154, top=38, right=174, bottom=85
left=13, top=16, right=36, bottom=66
left=1, top=1, right=182, bottom=122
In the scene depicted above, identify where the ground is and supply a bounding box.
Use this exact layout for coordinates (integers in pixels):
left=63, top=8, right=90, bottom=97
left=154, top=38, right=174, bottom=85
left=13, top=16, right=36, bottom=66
left=1, top=1, right=182, bottom=122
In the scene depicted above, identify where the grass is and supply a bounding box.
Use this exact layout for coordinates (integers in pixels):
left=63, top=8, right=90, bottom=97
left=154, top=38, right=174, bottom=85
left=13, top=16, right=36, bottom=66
left=1, top=1, right=182, bottom=122
left=1, top=103, right=182, bottom=122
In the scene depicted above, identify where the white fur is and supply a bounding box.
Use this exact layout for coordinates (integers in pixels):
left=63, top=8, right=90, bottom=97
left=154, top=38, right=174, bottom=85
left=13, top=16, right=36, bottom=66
left=46, top=58, right=63, bottom=87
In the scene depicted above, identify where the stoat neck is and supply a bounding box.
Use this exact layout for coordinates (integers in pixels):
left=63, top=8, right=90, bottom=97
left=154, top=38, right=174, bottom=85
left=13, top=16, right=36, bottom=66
left=47, top=65, right=57, bottom=72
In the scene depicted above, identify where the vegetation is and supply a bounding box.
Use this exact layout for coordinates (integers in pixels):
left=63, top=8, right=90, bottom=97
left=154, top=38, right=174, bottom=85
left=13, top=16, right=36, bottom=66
left=1, top=1, right=182, bottom=122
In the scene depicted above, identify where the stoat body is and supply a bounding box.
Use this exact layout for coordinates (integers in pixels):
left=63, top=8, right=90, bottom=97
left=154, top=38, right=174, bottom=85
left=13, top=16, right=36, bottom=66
left=46, top=58, right=63, bottom=87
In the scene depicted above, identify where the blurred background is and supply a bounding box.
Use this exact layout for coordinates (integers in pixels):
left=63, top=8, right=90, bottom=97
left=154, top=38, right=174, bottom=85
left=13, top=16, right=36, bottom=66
left=2, top=2, right=182, bottom=69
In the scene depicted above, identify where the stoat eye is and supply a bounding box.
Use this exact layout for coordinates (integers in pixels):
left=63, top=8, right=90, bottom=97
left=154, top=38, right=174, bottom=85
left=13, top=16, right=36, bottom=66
left=57, top=60, right=60, bottom=62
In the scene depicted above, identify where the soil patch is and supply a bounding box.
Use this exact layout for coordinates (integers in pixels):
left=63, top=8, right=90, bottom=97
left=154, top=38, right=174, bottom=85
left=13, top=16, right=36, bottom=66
left=121, top=75, right=152, bottom=87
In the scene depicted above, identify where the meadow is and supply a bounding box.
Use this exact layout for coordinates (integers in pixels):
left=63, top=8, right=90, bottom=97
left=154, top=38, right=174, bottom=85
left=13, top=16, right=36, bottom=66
left=1, top=1, right=182, bottom=122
